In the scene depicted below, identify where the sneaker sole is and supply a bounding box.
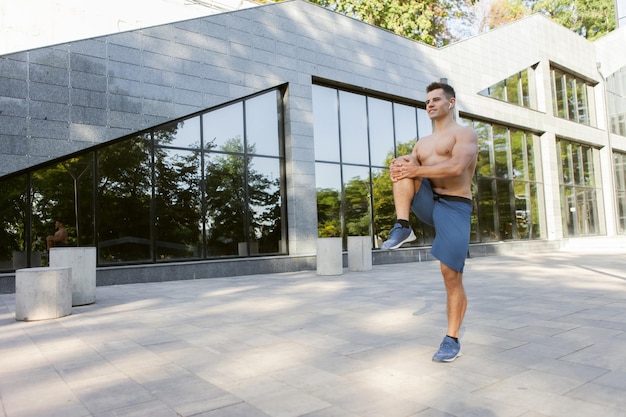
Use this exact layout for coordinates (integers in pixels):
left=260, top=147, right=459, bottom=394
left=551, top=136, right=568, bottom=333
left=383, top=230, right=417, bottom=250
left=433, top=351, right=462, bottom=363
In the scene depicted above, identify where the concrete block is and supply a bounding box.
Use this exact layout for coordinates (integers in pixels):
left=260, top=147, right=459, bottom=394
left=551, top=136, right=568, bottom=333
left=50, top=247, right=96, bottom=306
left=15, top=267, right=72, bottom=321
left=348, top=236, right=372, bottom=272
left=316, top=237, right=343, bottom=276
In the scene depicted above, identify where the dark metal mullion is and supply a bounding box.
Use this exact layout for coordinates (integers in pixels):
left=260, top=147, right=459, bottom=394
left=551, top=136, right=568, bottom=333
left=26, top=173, right=33, bottom=266
left=277, top=88, right=288, bottom=254
left=150, top=132, right=157, bottom=263
left=364, top=97, right=375, bottom=248
left=92, top=151, right=99, bottom=265
left=336, top=90, right=346, bottom=247
left=199, top=116, right=207, bottom=259
left=242, top=101, right=251, bottom=256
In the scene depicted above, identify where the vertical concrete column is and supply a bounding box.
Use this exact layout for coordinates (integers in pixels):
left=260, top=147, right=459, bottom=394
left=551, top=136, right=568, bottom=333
left=15, top=267, right=72, bottom=321
left=539, top=132, right=562, bottom=240
left=348, top=236, right=372, bottom=272
left=50, top=247, right=97, bottom=306
left=316, top=237, right=343, bottom=276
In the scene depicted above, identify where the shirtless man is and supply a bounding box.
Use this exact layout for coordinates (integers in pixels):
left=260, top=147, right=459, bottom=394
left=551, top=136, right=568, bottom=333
left=381, top=82, right=478, bottom=362
left=46, top=220, right=69, bottom=250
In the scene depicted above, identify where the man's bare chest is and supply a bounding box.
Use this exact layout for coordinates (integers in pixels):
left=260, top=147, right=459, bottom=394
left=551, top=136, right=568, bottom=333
left=416, top=135, right=455, bottom=164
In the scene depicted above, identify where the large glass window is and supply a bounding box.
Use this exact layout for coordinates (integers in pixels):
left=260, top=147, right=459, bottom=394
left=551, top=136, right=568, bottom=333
left=312, top=85, right=543, bottom=250
left=551, top=67, right=594, bottom=126
left=607, top=66, right=626, bottom=137
left=154, top=146, right=203, bottom=261
left=557, top=139, right=601, bottom=236
left=462, top=119, right=543, bottom=242
left=613, top=152, right=626, bottom=234
left=313, top=84, right=428, bottom=249
left=479, top=67, right=535, bottom=108
left=0, top=88, right=286, bottom=272
left=0, top=175, right=29, bottom=270
left=98, top=137, right=152, bottom=264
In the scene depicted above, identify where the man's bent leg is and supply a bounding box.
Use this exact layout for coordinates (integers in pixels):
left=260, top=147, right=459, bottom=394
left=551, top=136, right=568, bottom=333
left=381, top=178, right=421, bottom=249
left=392, top=177, right=420, bottom=220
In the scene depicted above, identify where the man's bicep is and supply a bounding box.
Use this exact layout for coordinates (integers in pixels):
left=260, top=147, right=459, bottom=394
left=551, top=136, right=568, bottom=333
left=452, top=138, right=478, bottom=168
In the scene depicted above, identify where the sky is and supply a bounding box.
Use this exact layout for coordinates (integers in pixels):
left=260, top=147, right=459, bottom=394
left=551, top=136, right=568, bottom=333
left=0, top=0, right=258, bottom=55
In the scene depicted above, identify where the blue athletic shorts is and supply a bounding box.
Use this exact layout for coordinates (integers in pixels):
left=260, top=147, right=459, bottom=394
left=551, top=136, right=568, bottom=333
left=410, top=179, right=472, bottom=272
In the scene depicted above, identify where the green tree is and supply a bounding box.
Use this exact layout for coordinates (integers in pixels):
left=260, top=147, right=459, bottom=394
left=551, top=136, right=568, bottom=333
left=483, top=0, right=530, bottom=31
left=531, top=0, right=615, bottom=40
left=307, top=0, right=474, bottom=46
left=449, top=0, right=615, bottom=41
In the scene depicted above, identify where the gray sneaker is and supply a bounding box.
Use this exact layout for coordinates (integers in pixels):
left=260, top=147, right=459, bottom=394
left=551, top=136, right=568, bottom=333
left=432, top=336, right=462, bottom=362
left=381, top=223, right=416, bottom=249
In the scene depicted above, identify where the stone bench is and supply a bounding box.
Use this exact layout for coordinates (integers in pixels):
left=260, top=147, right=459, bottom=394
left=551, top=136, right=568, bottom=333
left=316, top=237, right=343, bottom=276
left=347, top=236, right=372, bottom=272
left=50, top=247, right=96, bottom=306
left=15, top=266, right=72, bottom=321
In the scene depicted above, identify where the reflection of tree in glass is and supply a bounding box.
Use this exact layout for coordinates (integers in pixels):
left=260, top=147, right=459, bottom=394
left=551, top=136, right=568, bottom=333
left=372, top=141, right=413, bottom=241
left=205, top=137, right=281, bottom=255
left=317, top=188, right=341, bottom=237
left=0, top=176, right=27, bottom=260
left=344, top=176, right=371, bottom=236
left=31, top=155, right=94, bottom=251
left=98, top=135, right=152, bottom=262
left=475, top=122, right=493, bottom=177
left=154, top=145, right=202, bottom=259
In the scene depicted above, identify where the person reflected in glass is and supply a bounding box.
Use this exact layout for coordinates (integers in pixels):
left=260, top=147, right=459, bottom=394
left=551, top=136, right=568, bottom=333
left=381, top=82, right=478, bottom=363
left=46, top=220, right=69, bottom=250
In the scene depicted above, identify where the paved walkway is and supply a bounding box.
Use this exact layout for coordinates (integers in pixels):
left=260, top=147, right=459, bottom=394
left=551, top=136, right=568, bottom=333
left=1, top=251, right=626, bottom=417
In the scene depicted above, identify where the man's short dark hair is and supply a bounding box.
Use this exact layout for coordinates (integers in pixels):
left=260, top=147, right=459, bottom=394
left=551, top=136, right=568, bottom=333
left=426, top=82, right=455, bottom=99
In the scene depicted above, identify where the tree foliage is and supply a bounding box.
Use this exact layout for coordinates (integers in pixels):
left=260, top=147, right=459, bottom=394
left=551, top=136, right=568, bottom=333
left=307, top=0, right=474, bottom=46
left=481, top=0, right=530, bottom=32
left=468, top=0, right=616, bottom=40
left=305, top=0, right=616, bottom=44
left=530, top=0, right=616, bottom=40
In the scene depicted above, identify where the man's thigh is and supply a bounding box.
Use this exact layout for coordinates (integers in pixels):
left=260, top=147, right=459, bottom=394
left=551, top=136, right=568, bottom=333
left=410, top=178, right=435, bottom=225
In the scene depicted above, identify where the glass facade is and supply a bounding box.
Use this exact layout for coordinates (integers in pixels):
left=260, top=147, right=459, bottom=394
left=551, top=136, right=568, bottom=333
left=312, top=85, right=434, bottom=248
left=557, top=139, right=601, bottom=236
left=312, top=84, right=544, bottom=250
left=614, top=152, right=626, bottom=233
left=607, top=66, right=626, bottom=136
left=0, top=88, right=286, bottom=271
left=463, top=119, right=543, bottom=242
left=551, top=67, right=594, bottom=125
left=479, top=67, right=535, bottom=108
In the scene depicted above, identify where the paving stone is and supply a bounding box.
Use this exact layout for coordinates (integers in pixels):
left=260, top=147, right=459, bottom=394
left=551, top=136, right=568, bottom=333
left=1, top=251, right=625, bottom=417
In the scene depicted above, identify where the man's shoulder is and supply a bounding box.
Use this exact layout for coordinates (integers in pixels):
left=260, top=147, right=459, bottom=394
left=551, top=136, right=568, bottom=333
left=453, top=124, right=478, bottom=141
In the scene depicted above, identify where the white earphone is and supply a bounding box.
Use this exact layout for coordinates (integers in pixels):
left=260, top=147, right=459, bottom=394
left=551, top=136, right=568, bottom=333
left=448, top=103, right=453, bottom=110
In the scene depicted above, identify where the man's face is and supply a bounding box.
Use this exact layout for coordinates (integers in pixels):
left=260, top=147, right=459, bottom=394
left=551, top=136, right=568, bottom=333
left=425, top=88, right=452, bottom=119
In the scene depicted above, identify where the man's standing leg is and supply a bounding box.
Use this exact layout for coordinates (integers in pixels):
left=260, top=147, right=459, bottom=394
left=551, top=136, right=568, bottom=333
left=432, top=263, right=466, bottom=362
left=441, top=264, right=466, bottom=338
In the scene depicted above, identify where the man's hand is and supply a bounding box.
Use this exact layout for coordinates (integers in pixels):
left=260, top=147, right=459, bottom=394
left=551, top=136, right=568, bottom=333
left=390, top=155, right=417, bottom=182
